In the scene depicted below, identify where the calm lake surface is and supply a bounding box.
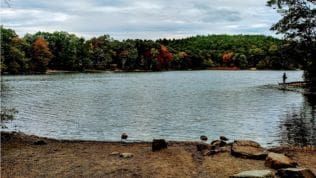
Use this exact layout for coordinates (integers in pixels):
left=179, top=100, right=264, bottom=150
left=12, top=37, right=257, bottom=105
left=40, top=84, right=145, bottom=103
left=2, top=70, right=315, bottom=146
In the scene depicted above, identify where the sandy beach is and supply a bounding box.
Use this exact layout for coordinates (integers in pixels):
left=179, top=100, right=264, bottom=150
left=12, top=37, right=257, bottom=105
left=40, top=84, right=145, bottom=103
left=1, top=132, right=316, bottom=178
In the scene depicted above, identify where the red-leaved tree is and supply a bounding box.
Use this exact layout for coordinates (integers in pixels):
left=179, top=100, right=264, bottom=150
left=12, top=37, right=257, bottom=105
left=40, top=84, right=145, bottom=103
left=156, top=45, right=173, bottom=70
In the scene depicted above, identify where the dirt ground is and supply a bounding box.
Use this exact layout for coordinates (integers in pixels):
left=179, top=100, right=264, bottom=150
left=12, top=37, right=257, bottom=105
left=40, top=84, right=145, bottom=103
left=1, top=132, right=316, bottom=178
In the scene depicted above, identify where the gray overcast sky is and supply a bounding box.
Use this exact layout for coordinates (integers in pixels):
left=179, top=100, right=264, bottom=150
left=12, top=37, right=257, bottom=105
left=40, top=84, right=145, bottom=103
left=0, top=0, right=280, bottom=39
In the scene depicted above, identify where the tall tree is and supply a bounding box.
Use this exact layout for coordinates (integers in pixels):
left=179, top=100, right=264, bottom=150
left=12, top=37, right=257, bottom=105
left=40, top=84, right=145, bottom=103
left=1, top=26, right=30, bottom=74
left=86, top=35, right=112, bottom=69
left=156, top=45, right=173, bottom=70
left=31, top=38, right=53, bottom=73
left=268, top=0, right=316, bottom=92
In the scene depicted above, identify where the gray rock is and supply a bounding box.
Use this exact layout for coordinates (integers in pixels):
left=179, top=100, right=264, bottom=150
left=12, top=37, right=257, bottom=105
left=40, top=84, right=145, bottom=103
left=233, top=140, right=261, bottom=147
left=277, top=168, right=315, bottom=178
left=200, top=135, right=208, bottom=141
left=220, top=136, right=229, bottom=141
left=230, top=170, right=275, bottom=178
left=231, top=141, right=267, bottom=160
left=119, top=153, right=134, bottom=158
left=121, top=133, right=128, bottom=140
left=265, top=152, right=297, bottom=169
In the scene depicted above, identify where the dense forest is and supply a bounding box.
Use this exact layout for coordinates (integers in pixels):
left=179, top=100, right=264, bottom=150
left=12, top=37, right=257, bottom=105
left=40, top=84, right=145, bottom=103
left=1, top=26, right=300, bottom=74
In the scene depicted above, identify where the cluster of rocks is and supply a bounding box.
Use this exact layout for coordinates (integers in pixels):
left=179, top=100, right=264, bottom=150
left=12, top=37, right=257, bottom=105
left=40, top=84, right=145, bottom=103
left=195, top=136, right=315, bottom=178
left=197, top=135, right=230, bottom=156
left=230, top=140, right=315, bottom=178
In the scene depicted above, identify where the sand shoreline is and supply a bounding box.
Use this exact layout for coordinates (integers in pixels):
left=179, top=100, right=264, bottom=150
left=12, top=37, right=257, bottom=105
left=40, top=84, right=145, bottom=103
left=1, top=131, right=316, bottom=177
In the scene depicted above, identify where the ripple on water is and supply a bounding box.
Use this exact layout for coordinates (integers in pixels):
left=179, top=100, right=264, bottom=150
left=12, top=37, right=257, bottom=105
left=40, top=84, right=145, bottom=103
left=2, top=71, right=315, bottom=146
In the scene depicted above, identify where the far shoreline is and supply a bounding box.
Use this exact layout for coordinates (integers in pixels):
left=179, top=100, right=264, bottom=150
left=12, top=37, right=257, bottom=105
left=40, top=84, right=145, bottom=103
left=46, top=67, right=303, bottom=74
left=0, top=67, right=303, bottom=76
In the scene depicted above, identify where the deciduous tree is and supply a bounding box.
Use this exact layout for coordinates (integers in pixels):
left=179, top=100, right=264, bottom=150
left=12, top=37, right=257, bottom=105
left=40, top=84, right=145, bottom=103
left=31, top=38, right=53, bottom=73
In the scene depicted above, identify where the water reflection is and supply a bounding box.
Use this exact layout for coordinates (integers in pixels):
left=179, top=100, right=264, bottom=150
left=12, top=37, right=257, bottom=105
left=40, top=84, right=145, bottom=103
left=279, top=94, right=316, bottom=146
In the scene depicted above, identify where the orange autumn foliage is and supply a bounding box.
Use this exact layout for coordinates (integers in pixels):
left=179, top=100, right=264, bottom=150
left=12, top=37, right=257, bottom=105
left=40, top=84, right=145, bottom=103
left=31, top=37, right=53, bottom=72
left=222, top=53, right=234, bottom=63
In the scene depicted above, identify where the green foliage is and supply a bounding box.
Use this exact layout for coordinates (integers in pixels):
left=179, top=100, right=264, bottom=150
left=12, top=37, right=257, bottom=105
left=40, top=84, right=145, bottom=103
left=1, top=26, right=30, bottom=74
left=1, top=26, right=301, bottom=74
left=268, top=0, right=316, bottom=91
left=86, top=35, right=113, bottom=69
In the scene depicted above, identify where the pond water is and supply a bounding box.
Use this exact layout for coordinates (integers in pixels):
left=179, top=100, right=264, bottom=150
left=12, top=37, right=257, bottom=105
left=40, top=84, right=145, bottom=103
left=1, top=70, right=315, bottom=146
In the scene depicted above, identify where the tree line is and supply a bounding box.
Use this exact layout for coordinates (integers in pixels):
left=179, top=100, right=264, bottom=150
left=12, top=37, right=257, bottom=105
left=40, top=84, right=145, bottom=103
left=1, top=26, right=301, bottom=74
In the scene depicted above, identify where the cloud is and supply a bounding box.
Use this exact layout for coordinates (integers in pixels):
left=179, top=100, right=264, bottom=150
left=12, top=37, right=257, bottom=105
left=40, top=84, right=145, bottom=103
left=1, top=8, right=69, bottom=27
left=200, top=7, right=242, bottom=23
left=0, top=0, right=280, bottom=39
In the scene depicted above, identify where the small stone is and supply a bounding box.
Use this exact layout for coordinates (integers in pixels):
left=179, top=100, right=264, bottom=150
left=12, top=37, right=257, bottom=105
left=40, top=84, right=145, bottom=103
left=277, top=168, right=315, bottom=178
left=110, top=151, right=120, bottom=156
left=121, top=133, right=128, bottom=140
left=120, top=153, right=134, bottom=158
left=152, top=139, right=167, bottom=152
left=33, top=140, right=47, bottom=145
left=265, top=152, right=297, bottom=169
left=200, top=135, right=208, bottom=141
left=220, top=136, right=229, bottom=141
left=230, top=170, right=275, bottom=178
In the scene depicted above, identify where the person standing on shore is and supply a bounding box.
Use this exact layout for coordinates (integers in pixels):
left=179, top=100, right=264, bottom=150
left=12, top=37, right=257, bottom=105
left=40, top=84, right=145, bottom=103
left=282, top=72, right=287, bottom=84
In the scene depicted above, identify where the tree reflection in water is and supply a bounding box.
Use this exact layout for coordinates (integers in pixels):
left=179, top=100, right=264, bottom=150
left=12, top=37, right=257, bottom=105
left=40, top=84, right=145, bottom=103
left=279, top=94, right=316, bottom=146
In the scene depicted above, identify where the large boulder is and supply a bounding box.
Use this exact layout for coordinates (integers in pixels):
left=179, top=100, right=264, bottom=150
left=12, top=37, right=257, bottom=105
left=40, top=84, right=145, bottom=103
left=231, top=140, right=267, bottom=160
left=230, top=170, right=275, bottom=178
left=233, top=140, right=261, bottom=147
left=152, top=139, right=167, bottom=152
left=265, top=152, right=297, bottom=169
left=277, top=168, right=315, bottom=178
